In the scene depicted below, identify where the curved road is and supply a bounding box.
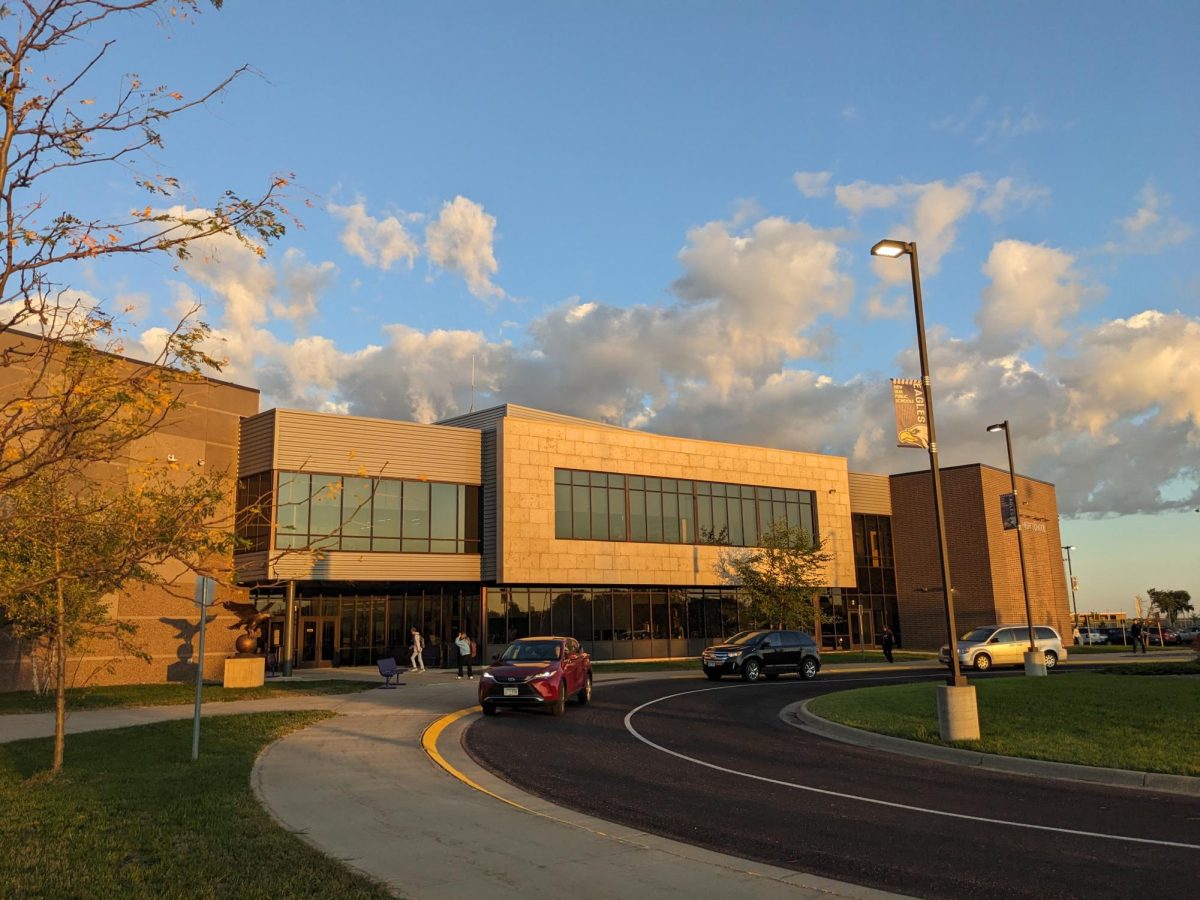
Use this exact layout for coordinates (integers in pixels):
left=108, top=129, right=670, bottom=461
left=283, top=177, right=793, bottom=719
left=464, top=672, right=1199, bottom=899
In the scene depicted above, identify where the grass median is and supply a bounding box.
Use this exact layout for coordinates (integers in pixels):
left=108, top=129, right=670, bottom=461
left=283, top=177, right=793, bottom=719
left=0, top=711, right=391, bottom=898
left=808, top=671, right=1200, bottom=776
left=0, top=680, right=376, bottom=715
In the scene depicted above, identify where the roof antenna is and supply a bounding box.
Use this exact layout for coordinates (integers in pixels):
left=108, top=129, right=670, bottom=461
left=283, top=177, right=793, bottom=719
left=469, top=353, right=475, bottom=413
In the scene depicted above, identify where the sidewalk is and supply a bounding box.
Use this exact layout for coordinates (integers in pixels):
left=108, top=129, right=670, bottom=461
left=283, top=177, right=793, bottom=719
left=0, top=669, right=899, bottom=899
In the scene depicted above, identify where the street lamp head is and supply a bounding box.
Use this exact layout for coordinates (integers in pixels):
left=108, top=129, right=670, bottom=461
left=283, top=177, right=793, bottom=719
left=870, top=238, right=909, bottom=258
left=985, top=422, right=1007, bottom=433
left=1063, top=544, right=1077, bottom=550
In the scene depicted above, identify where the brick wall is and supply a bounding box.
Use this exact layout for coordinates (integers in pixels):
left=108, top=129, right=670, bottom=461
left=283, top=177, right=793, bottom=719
left=890, top=464, right=1070, bottom=650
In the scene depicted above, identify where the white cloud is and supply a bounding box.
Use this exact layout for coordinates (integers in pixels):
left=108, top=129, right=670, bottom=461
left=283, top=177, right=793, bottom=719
left=834, top=180, right=904, bottom=215
left=329, top=201, right=420, bottom=271
left=1105, top=184, right=1191, bottom=253
left=977, top=240, right=1087, bottom=349
left=979, top=177, right=1049, bottom=218
left=793, top=171, right=832, bottom=198
left=424, top=196, right=504, bottom=300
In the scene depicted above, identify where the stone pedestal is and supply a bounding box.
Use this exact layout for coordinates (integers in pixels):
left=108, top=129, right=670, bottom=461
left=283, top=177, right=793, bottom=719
left=936, top=683, right=980, bottom=742
left=1023, top=650, right=1048, bottom=677
left=223, top=656, right=265, bottom=689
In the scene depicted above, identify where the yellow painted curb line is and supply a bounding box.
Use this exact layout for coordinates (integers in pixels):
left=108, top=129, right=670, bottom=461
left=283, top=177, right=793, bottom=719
left=421, top=705, right=621, bottom=834
left=421, top=706, right=540, bottom=815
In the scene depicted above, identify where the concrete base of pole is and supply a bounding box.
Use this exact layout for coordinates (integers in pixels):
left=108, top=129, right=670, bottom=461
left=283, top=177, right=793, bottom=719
left=1023, top=650, right=1048, bottom=677
left=936, top=684, right=980, bottom=742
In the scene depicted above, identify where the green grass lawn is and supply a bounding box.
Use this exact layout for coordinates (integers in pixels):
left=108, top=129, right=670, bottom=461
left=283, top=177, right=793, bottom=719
left=0, top=680, right=375, bottom=715
left=808, top=671, right=1200, bottom=775
left=0, top=711, right=391, bottom=898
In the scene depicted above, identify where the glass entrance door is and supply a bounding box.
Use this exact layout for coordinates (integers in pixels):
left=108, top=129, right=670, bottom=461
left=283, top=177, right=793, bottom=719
left=298, top=617, right=338, bottom=667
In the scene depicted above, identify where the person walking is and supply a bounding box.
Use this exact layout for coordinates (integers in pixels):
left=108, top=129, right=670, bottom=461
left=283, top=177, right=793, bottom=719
left=881, top=626, right=896, bottom=664
left=454, top=630, right=474, bottom=680
left=1129, top=620, right=1143, bottom=654
left=409, top=627, right=426, bottom=672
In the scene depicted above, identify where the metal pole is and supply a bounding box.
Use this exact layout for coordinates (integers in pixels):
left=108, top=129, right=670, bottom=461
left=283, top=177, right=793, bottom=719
left=1000, top=422, right=1037, bottom=653
left=908, top=244, right=966, bottom=688
left=191, top=576, right=212, bottom=762
left=1064, top=546, right=1079, bottom=628
left=282, top=580, right=296, bottom=677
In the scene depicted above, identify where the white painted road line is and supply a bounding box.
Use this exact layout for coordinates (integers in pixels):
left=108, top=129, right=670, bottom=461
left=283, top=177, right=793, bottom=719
left=623, top=684, right=1200, bottom=851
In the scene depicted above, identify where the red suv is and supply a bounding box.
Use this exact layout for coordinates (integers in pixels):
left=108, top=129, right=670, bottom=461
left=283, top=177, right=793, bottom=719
left=479, top=636, right=592, bottom=716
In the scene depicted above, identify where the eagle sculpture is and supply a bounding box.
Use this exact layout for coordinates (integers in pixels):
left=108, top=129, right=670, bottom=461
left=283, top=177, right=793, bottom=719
left=221, top=600, right=271, bottom=637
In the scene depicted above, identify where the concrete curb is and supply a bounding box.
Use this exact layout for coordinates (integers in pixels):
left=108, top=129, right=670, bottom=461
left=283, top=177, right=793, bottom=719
left=783, top=699, right=1200, bottom=797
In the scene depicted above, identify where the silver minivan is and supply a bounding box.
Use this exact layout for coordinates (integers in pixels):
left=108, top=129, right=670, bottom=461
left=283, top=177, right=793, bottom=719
left=938, top=625, right=1067, bottom=671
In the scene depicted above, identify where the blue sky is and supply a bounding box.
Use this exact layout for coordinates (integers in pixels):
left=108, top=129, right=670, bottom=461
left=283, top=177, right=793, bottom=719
left=19, top=1, right=1198, bottom=616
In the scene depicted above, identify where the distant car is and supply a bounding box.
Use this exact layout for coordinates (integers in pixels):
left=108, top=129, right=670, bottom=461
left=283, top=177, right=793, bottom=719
left=700, top=629, right=821, bottom=682
left=939, top=625, right=1067, bottom=671
left=1098, top=626, right=1132, bottom=647
left=1176, top=627, right=1200, bottom=643
left=1146, top=627, right=1180, bottom=646
left=1075, top=627, right=1108, bottom=645
left=478, top=636, right=592, bottom=716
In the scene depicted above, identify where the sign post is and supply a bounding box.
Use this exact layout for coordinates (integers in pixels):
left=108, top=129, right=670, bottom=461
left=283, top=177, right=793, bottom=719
left=192, top=576, right=215, bottom=762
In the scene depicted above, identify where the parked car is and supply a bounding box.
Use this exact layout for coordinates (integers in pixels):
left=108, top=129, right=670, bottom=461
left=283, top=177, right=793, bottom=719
left=939, top=625, right=1067, bottom=671
left=478, top=636, right=592, bottom=716
left=1075, top=627, right=1108, bottom=645
left=701, top=629, right=821, bottom=682
left=1147, top=627, right=1181, bottom=646
left=1176, top=626, right=1200, bottom=643
left=1098, top=626, right=1131, bottom=646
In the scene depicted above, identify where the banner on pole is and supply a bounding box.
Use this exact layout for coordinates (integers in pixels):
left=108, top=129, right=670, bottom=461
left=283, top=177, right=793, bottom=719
left=1000, top=492, right=1018, bottom=530
left=890, top=378, right=929, bottom=449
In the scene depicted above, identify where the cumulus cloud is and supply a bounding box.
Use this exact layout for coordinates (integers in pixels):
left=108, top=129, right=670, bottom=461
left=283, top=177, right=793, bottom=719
left=977, top=240, right=1087, bottom=349
left=424, top=196, right=504, bottom=300
left=329, top=201, right=420, bottom=271
left=120, top=186, right=1197, bottom=520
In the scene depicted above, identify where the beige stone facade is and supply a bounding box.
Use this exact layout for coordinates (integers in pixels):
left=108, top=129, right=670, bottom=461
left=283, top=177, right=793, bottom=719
left=0, top=331, right=258, bottom=691
left=493, top=409, right=855, bottom=588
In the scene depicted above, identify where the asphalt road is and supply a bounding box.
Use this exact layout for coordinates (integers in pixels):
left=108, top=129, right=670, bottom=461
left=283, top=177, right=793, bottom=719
left=463, top=670, right=1200, bottom=899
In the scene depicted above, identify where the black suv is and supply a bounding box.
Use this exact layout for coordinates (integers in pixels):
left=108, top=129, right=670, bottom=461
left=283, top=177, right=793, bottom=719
left=701, top=630, right=821, bottom=682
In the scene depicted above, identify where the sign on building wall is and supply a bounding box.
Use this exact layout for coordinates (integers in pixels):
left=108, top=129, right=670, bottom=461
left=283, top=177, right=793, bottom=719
left=890, top=378, right=929, bottom=449
left=999, top=492, right=1018, bottom=530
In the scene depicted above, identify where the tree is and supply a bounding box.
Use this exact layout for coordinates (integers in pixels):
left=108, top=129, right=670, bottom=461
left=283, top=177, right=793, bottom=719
left=1147, top=588, right=1193, bottom=625
left=0, top=1, right=290, bottom=773
left=0, top=465, right=230, bottom=773
left=715, top=520, right=831, bottom=631
left=0, top=0, right=290, bottom=493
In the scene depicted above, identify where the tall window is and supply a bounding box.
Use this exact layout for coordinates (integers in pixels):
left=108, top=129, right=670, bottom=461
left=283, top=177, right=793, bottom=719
left=260, top=471, right=481, bottom=554
left=554, top=467, right=817, bottom=548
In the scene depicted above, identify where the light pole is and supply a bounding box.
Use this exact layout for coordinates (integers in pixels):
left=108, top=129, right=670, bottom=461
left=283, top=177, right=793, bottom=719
left=872, top=238, right=978, bottom=741
left=986, top=420, right=1044, bottom=676
left=1063, top=544, right=1079, bottom=628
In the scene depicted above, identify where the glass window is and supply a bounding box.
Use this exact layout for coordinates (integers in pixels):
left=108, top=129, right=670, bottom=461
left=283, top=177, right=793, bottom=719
left=629, top=488, right=647, bottom=541
left=591, top=485, right=609, bottom=541
left=430, top=482, right=458, bottom=552
left=612, top=589, right=632, bottom=641
left=555, top=482, right=572, bottom=538
left=341, top=477, right=372, bottom=550
left=662, top=492, right=680, bottom=543
left=571, top=590, right=592, bottom=645
left=373, top=479, right=402, bottom=545
left=529, top=589, right=551, bottom=636
left=593, top=589, right=614, bottom=641
left=608, top=487, right=626, bottom=540
left=402, top=481, right=430, bottom=551
left=552, top=590, right=573, bottom=636
left=275, top=472, right=310, bottom=545
left=645, top=490, right=663, bottom=542
left=572, top=484, right=590, bottom=539
left=310, top=475, right=342, bottom=538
